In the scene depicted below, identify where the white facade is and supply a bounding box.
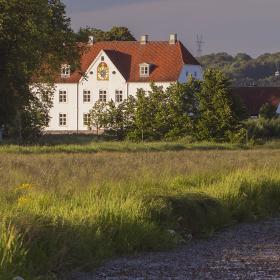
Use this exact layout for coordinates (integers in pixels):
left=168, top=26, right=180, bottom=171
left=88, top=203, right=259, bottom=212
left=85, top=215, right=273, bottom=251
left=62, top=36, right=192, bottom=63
left=46, top=46, right=203, bottom=132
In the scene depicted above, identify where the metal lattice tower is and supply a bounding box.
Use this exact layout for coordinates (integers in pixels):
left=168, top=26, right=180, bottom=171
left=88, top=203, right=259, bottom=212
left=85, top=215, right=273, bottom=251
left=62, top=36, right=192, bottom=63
left=196, top=34, right=205, bottom=57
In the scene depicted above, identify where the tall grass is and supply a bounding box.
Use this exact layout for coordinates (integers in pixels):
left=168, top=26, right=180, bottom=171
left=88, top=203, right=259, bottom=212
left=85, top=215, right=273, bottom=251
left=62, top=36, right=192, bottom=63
left=0, top=149, right=280, bottom=279
left=0, top=222, right=28, bottom=279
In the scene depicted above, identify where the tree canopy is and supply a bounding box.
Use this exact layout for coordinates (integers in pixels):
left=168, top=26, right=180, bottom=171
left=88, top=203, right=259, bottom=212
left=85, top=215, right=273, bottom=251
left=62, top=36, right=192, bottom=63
left=198, top=52, right=280, bottom=86
left=76, top=26, right=136, bottom=43
left=89, top=70, right=245, bottom=142
left=0, top=0, right=80, bottom=140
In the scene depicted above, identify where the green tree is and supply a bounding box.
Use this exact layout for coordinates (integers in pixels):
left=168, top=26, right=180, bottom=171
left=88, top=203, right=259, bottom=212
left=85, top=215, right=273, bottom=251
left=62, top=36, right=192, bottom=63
left=130, top=84, right=170, bottom=140
left=89, top=101, right=107, bottom=135
left=106, top=26, right=136, bottom=41
left=76, top=26, right=136, bottom=43
left=199, top=51, right=280, bottom=87
left=0, top=0, right=80, bottom=141
left=103, top=100, right=127, bottom=140
left=164, top=78, right=201, bottom=138
left=196, top=69, right=237, bottom=141
left=131, top=89, right=152, bottom=141
left=76, top=27, right=106, bottom=42
left=259, top=102, right=278, bottom=119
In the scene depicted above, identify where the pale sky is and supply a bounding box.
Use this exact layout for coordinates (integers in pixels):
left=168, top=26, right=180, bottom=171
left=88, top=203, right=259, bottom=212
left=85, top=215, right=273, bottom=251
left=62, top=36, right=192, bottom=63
left=63, top=0, right=280, bottom=57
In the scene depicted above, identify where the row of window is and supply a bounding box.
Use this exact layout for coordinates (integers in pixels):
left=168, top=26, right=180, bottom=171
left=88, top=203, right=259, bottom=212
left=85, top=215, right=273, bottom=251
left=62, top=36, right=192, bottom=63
left=61, top=64, right=151, bottom=79
left=59, top=90, right=123, bottom=103
left=59, top=113, right=91, bottom=127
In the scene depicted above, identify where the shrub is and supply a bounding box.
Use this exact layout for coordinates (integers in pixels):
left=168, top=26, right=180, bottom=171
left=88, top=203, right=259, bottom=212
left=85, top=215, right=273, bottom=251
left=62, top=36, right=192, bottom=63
left=259, top=102, right=278, bottom=119
left=246, top=118, right=280, bottom=140
left=226, top=127, right=248, bottom=144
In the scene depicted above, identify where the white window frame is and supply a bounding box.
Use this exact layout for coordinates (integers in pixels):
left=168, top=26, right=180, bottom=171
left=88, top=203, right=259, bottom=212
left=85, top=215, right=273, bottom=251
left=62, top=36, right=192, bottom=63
left=115, top=90, right=123, bottom=103
left=83, top=113, right=91, bottom=127
left=83, top=90, right=91, bottom=103
left=59, top=113, right=67, bottom=127
left=59, top=90, right=67, bottom=103
left=99, top=90, right=107, bottom=102
left=139, top=63, right=150, bottom=77
left=61, top=64, right=71, bottom=78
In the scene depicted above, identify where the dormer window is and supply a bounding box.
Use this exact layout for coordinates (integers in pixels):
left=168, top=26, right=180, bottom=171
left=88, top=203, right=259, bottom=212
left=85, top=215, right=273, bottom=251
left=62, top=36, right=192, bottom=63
left=61, top=64, right=71, bottom=78
left=139, top=63, right=150, bottom=77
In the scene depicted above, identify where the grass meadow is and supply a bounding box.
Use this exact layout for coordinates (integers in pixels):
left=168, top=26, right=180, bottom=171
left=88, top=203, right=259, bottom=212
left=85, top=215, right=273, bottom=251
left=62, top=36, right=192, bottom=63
left=1, top=140, right=280, bottom=279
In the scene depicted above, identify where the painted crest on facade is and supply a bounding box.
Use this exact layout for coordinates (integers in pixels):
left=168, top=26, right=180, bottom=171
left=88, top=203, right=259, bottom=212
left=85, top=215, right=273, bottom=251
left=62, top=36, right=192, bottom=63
left=97, top=62, right=109, bottom=81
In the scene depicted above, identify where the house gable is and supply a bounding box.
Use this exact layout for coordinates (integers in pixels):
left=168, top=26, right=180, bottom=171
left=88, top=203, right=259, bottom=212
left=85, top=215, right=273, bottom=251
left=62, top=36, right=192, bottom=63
left=80, top=49, right=126, bottom=84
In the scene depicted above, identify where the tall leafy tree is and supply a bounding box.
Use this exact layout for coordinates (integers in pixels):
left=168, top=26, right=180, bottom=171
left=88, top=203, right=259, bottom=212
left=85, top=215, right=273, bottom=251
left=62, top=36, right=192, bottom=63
left=196, top=69, right=237, bottom=141
left=132, top=89, right=152, bottom=140
left=0, top=0, right=80, bottom=140
left=164, top=78, right=201, bottom=138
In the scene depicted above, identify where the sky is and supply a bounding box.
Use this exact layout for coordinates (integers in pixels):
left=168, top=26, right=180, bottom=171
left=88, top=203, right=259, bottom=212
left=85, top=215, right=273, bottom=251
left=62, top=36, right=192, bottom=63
left=63, top=0, right=280, bottom=57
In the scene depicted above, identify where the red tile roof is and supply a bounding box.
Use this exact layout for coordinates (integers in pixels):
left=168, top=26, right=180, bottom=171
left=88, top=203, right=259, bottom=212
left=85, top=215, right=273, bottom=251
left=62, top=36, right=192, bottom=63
left=232, top=87, right=280, bottom=115
left=58, top=41, right=200, bottom=83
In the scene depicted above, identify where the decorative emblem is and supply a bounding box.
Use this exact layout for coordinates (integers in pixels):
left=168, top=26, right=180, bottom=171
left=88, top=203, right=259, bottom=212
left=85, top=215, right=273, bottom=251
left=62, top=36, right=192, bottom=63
left=97, top=62, right=109, bottom=80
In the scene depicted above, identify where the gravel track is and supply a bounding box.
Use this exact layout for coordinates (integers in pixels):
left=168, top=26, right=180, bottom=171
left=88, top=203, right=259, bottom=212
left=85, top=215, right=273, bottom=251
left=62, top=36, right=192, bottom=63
left=71, top=218, right=280, bottom=280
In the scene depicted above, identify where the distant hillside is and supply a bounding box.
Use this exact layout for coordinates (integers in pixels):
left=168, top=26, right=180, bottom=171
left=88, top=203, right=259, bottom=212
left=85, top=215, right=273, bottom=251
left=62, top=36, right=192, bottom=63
left=198, top=52, right=280, bottom=86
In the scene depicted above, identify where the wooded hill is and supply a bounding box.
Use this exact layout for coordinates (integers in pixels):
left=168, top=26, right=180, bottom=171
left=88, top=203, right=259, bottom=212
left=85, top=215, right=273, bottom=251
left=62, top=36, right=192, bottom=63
left=198, top=52, right=280, bottom=87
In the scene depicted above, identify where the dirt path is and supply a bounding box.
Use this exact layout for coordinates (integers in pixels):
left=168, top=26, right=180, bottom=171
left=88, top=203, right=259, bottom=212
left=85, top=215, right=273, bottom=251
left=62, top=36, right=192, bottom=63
left=72, top=218, right=280, bottom=280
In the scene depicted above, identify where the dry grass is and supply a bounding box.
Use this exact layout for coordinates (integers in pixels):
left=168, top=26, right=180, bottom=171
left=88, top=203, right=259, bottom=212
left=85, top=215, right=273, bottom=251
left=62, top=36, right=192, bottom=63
left=1, top=149, right=280, bottom=191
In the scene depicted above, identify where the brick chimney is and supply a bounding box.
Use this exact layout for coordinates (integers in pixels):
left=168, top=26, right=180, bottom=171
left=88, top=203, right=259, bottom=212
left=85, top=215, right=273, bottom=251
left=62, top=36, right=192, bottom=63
left=169, top=34, right=177, bottom=45
left=140, top=35, right=149, bottom=45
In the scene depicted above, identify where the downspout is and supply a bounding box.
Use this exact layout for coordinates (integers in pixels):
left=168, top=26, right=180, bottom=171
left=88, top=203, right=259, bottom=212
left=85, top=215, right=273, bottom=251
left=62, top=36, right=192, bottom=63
left=127, top=82, right=129, bottom=99
left=77, top=82, right=79, bottom=134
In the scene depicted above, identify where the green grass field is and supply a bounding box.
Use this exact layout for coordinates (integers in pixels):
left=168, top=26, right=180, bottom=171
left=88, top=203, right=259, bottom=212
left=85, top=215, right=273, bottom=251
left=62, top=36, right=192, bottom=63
left=1, top=140, right=280, bottom=279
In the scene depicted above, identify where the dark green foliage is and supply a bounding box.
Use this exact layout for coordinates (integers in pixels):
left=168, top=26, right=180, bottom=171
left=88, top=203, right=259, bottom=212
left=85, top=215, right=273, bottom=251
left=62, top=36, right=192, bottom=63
left=104, top=99, right=136, bottom=140
left=89, top=70, right=244, bottom=142
left=259, top=102, right=278, bottom=119
left=163, top=80, right=201, bottom=138
left=246, top=118, right=280, bottom=140
left=199, top=52, right=280, bottom=86
left=0, top=0, right=80, bottom=141
left=76, top=26, right=136, bottom=42
left=195, top=69, right=238, bottom=141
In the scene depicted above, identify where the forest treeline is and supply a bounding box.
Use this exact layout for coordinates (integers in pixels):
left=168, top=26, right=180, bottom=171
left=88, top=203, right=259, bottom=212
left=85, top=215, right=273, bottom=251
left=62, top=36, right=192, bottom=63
left=198, top=52, right=280, bottom=87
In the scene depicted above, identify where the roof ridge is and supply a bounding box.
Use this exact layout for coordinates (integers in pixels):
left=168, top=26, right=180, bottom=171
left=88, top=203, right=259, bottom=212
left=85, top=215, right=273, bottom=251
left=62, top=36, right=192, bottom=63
left=94, top=40, right=177, bottom=44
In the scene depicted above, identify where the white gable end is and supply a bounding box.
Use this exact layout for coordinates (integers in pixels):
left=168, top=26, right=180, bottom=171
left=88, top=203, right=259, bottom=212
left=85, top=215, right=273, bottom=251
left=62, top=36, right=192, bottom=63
left=78, top=50, right=128, bottom=131
left=80, top=50, right=126, bottom=83
left=178, top=65, right=203, bottom=83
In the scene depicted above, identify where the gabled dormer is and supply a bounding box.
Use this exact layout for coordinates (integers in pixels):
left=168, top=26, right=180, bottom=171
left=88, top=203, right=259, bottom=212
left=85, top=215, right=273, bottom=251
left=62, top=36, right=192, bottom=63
left=139, top=63, right=151, bottom=78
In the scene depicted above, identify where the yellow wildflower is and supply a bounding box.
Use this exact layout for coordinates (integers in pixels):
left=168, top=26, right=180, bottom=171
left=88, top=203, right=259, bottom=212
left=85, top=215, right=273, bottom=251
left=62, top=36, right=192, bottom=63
left=17, top=196, right=29, bottom=207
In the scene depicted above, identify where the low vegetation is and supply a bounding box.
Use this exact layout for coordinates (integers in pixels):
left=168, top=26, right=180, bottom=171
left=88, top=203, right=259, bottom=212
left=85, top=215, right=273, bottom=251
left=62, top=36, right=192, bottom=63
left=246, top=118, right=280, bottom=140
left=0, top=147, right=280, bottom=279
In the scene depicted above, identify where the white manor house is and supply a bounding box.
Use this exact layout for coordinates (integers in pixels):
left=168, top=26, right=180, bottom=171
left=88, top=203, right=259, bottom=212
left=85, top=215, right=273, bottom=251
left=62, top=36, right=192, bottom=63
left=47, top=34, right=203, bottom=132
